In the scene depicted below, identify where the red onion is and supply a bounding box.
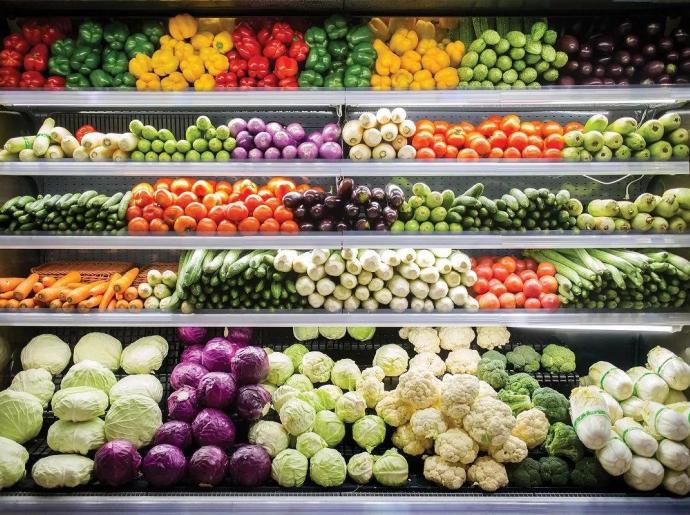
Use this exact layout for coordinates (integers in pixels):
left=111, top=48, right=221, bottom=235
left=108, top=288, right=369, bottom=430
left=321, top=123, right=341, bottom=142
left=246, top=118, right=266, bottom=135
left=272, top=130, right=291, bottom=149
left=286, top=123, right=305, bottom=143
left=264, top=147, right=281, bottom=159
left=248, top=148, right=264, bottom=160
left=236, top=131, right=254, bottom=150
left=297, top=141, right=319, bottom=160
left=306, top=131, right=323, bottom=147
left=282, top=145, right=298, bottom=159
left=265, top=122, right=282, bottom=136
left=253, top=131, right=272, bottom=150
left=231, top=147, right=248, bottom=159
left=227, top=118, right=247, bottom=137
left=319, top=141, right=343, bottom=159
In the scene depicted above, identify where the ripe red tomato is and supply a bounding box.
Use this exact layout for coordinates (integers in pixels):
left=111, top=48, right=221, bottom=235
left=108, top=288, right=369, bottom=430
left=473, top=277, right=490, bottom=295
left=499, top=292, right=516, bottom=309
left=142, top=204, right=164, bottom=222
left=176, top=191, right=198, bottom=209
left=491, top=263, right=510, bottom=282
left=475, top=265, right=493, bottom=281
left=519, top=269, right=538, bottom=282
left=504, top=273, right=524, bottom=293
left=208, top=205, right=226, bottom=224
left=149, top=218, right=169, bottom=233
left=539, top=275, right=559, bottom=294
left=196, top=217, right=218, bottom=234
left=524, top=297, right=542, bottom=309
left=537, top=262, right=557, bottom=277
left=540, top=293, right=561, bottom=310
left=514, top=259, right=526, bottom=273
left=523, top=278, right=543, bottom=299
left=127, top=217, right=149, bottom=233
left=514, top=291, right=526, bottom=308
left=477, top=256, right=494, bottom=267
left=126, top=205, right=142, bottom=221
left=478, top=292, right=500, bottom=310
left=524, top=258, right=538, bottom=271
left=489, top=281, right=508, bottom=297
left=497, top=256, right=517, bottom=273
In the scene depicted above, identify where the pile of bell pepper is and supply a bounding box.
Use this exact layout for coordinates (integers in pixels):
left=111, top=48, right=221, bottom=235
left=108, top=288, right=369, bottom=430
left=0, top=18, right=71, bottom=88
left=47, top=19, right=162, bottom=88
left=298, top=15, right=375, bottom=88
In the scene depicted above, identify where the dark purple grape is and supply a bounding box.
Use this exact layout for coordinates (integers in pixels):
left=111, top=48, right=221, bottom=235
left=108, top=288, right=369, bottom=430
left=594, top=65, right=606, bottom=78
left=673, top=28, right=689, bottom=45
left=642, top=44, right=657, bottom=58
left=658, top=74, right=673, bottom=85
left=624, top=65, right=636, bottom=78
left=293, top=206, right=306, bottom=221
left=602, top=77, right=616, bottom=85
left=559, top=35, right=580, bottom=55
left=579, top=43, right=593, bottom=60
left=646, top=21, right=663, bottom=37
left=659, top=37, right=675, bottom=53
left=355, top=219, right=370, bottom=231
left=607, top=63, right=623, bottom=77
left=565, top=60, right=580, bottom=73
left=281, top=191, right=302, bottom=209
left=667, top=51, right=680, bottom=63
left=624, top=34, right=640, bottom=49
left=614, top=50, right=631, bottom=65
left=559, top=75, right=576, bottom=86
left=615, top=20, right=634, bottom=37
left=631, top=53, right=645, bottom=67
left=299, top=222, right=314, bottom=231
left=580, top=61, right=593, bottom=76
left=594, top=36, right=615, bottom=54
left=643, top=60, right=665, bottom=78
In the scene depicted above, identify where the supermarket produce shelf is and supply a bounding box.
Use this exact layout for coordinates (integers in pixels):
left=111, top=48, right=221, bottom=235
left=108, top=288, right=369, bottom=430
left=0, top=160, right=686, bottom=177
left=2, top=232, right=690, bottom=249
left=0, top=309, right=686, bottom=329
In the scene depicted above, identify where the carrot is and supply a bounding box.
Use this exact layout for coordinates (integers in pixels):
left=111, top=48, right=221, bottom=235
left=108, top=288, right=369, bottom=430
left=89, top=282, right=109, bottom=296
left=67, top=280, right=105, bottom=304
left=6, top=299, right=20, bottom=309
left=13, top=273, right=39, bottom=301
left=107, top=299, right=116, bottom=311
left=113, top=268, right=139, bottom=293
left=51, top=271, right=81, bottom=288
left=19, top=298, right=35, bottom=309
left=66, top=282, right=84, bottom=289
left=124, top=286, right=139, bottom=302
left=99, top=273, right=121, bottom=311
left=0, top=299, right=7, bottom=308
left=32, top=282, right=44, bottom=294
left=115, top=299, right=129, bottom=309
left=41, top=276, right=57, bottom=287
left=0, top=291, right=15, bottom=299
left=0, top=278, right=24, bottom=292
left=62, top=302, right=75, bottom=312
left=37, top=286, right=68, bottom=303
left=78, top=295, right=103, bottom=312
left=49, top=298, right=62, bottom=310
left=128, top=299, right=144, bottom=310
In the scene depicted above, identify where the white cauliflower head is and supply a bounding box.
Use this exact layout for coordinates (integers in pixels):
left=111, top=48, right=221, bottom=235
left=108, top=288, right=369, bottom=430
left=467, top=456, right=509, bottom=492
left=396, top=368, right=441, bottom=409
left=391, top=423, right=433, bottom=456
left=355, top=374, right=385, bottom=409
left=410, top=407, right=448, bottom=440
left=512, top=408, right=550, bottom=449
left=476, top=326, right=511, bottom=350
left=440, top=374, right=479, bottom=425
left=375, top=391, right=414, bottom=427
left=489, top=434, right=528, bottom=463
left=361, top=366, right=385, bottom=382
left=423, top=455, right=466, bottom=490
left=407, top=327, right=441, bottom=354
left=445, top=349, right=481, bottom=375
left=410, top=352, right=446, bottom=377
left=434, top=428, right=478, bottom=465
left=477, top=380, right=498, bottom=399
left=463, top=397, right=516, bottom=448
left=438, top=327, right=475, bottom=351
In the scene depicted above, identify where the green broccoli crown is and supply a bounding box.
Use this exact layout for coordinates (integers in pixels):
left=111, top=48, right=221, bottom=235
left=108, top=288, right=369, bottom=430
left=570, top=457, right=611, bottom=488
left=477, top=358, right=509, bottom=389
left=538, top=456, right=570, bottom=486
left=506, top=345, right=541, bottom=372
left=508, top=457, right=542, bottom=488
left=504, top=372, right=540, bottom=396
left=540, top=343, right=576, bottom=373
left=532, top=386, right=570, bottom=423
left=544, top=422, right=585, bottom=462
left=497, top=389, right=533, bottom=416
left=481, top=350, right=507, bottom=365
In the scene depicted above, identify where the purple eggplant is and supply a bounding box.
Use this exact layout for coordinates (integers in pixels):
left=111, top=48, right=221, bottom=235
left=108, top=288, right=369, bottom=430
left=602, top=77, right=615, bottom=85
left=658, top=74, right=673, bottom=85
left=680, top=47, right=690, bottom=61
left=631, top=53, right=645, bottom=67
left=324, top=195, right=342, bottom=210
left=559, top=75, right=576, bottom=86
left=383, top=206, right=398, bottom=224
left=310, top=204, right=325, bottom=221
left=293, top=206, right=307, bottom=221
left=335, top=221, right=349, bottom=231
left=597, top=55, right=613, bottom=67
left=675, top=76, right=689, bottom=84
left=643, top=60, right=665, bottom=78
left=355, top=218, right=370, bottom=231
left=614, top=50, right=631, bottom=65
left=659, top=37, right=675, bottom=54
left=282, top=191, right=303, bottom=209
left=646, top=21, right=663, bottom=37
left=582, top=78, right=604, bottom=85
left=345, top=203, right=359, bottom=218
left=624, top=34, right=640, bottom=49
left=579, top=43, right=593, bottom=61
left=302, top=189, right=319, bottom=206
left=593, top=65, right=606, bottom=78
left=594, top=36, right=615, bottom=55
left=607, top=63, right=623, bottom=77
left=299, top=222, right=314, bottom=231
left=352, top=185, right=371, bottom=205
left=642, top=44, right=657, bottom=58
left=617, top=78, right=630, bottom=85
left=579, top=62, right=593, bottom=77
left=559, top=35, right=580, bottom=55
left=624, top=65, right=636, bottom=78
left=318, top=219, right=334, bottom=232
left=337, top=178, right=354, bottom=199
left=366, top=201, right=382, bottom=220
left=674, top=28, right=689, bottom=45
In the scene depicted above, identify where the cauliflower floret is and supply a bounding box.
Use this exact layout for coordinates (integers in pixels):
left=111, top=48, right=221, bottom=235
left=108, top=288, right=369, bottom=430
left=361, top=366, right=385, bottom=381
left=406, top=327, right=441, bottom=354
left=438, top=327, right=475, bottom=351
left=410, top=352, right=446, bottom=377
left=489, top=434, right=529, bottom=463
left=355, top=374, right=385, bottom=409
left=477, top=380, right=498, bottom=398
left=375, top=391, right=414, bottom=427
left=396, top=368, right=441, bottom=409
left=423, top=455, right=466, bottom=490
left=398, top=327, right=410, bottom=339
left=440, top=374, right=479, bottom=425
left=512, top=408, right=550, bottom=449
left=434, top=428, right=478, bottom=465
left=476, top=326, right=511, bottom=350
left=463, top=397, right=516, bottom=448
left=445, top=349, right=481, bottom=374
left=392, top=423, right=433, bottom=456
left=411, top=407, right=448, bottom=439
left=467, top=456, right=509, bottom=492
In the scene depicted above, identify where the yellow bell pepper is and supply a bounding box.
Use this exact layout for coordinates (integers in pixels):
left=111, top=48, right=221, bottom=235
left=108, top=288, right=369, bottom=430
left=414, top=19, right=436, bottom=40
left=180, top=54, right=205, bottom=82
left=198, top=47, right=218, bottom=61
left=391, top=69, right=413, bottom=90
left=410, top=69, right=435, bottom=90
left=421, top=47, right=450, bottom=74
left=161, top=71, right=188, bottom=91
left=368, top=18, right=389, bottom=41
left=389, top=28, right=418, bottom=56
left=371, top=74, right=392, bottom=90
left=213, top=31, right=233, bottom=53
left=159, top=35, right=180, bottom=51
left=194, top=73, right=216, bottom=91
left=128, top=53, right=152, bottom=78
left=373, top=39, right=389, bottom=55
left=415, top=38, right=437, bottom=56
left=136, top=72, right=161, bottom=91
left=434, top=67, right=460, bottom=89
left=191, top=31, right=214, bottom=50
left=375, top=50, right=401, bottom=76
left=445, top=40, right=465, bottom=68
left=173, top=42, right=195, bottom=61
left=204, top=52, right=229, bottom=76
left=168, top=13, right=198, bottom=41
left=151, top=49, right=180, bottom=77
left=400, top=50, right=422, bottom=74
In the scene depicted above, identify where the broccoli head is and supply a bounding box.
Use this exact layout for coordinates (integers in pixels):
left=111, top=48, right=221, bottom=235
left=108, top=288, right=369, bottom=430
left=497, top=389, right=533, bottom=416
left=504, top=372, right=540, bottom=396
left=538, top=456, right=570, bottom=486
left=506, top=345, right=541, bottom=373
left=544, top=422, right=584, bottom=463
left=477, top=359, right=509, bottom=390
left=507, top=457, right=542, bottom=488
left=531, top=386, right=570, bottom=423
left=570, top=457, right=611, bottom=488
left=540, top=344, right=576, bottom=373
left=481, top=350, right=507, bottom=366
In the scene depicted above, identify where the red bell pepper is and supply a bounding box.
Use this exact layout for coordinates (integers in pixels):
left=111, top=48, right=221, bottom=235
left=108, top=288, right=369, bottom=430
left=239, top=76, right=256, bottom=88
left=256, top=73, right=277, bottom=87
left=232, top=24, right=261, bottom=60
left=274, top=56, right=298, bottom=79
left=262, top=38, right=286, bottom=60
left=45, top=75, right=65, bottom=89
left=21, top=20, right=43, bottom=45
left=215, top=71, right=239, bottom=88
left=0, top=49, right=23, bottom=68
left=226, top=50, right=248, bottom=78
left=271, top=22, right=295, bottom=44
left=75, top=124, right=96, bottom=143
left=257, top=26, right=272, bottom=46
left=279, top=76, right=298, bottom=88
left=247, top=55, right=270, bottom=79
left=41, top=24, right=64, bottom=46
left=288, top=37, right=309, bottom=62
left=0, top=67, right=20, bottom=88
left=3, top=34, right=30, bottom=55
left=19, top=70, right=45, bottom=88
left=24, top=44, right=48, bottom=72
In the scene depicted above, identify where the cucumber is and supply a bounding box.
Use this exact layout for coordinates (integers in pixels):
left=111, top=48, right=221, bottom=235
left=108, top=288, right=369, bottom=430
left=62, top=193, right=81, bottom=209
left=462, top=183, right=484, bottom=197
left=86, top=194, right=108, bottom=208
left=181, top=249, right=209, bottom=288
left=116, top=191, right=132, bottom=221
left=453, top=195, right=481, bottom=208
left=55, top=193, right=73, bottom=208
left=102, top=192, right=124, bottom=210
left=501, top=194, right=520, bottom=211
left=219, top=250, right=244, bottom=280
left=478, top=196, right=498, bottom=214
left=494, top=211, right=510, bottom=224
left=77, top=190, right=98, bottom=207
left=523, top=187, right=539, bottom=200
left=509, top=188, right=530, bottom=208
left=204, top=250, right=228, bottom=275
left=1, top=196, right=21, bottom=214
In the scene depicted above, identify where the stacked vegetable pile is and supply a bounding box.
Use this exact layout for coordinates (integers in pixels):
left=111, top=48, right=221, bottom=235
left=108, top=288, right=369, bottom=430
left=344, top=108, right=417, bottom=160
left=563, top=113, right=688, bottom=162
left=0, top=18, right=72, bottom=89
left=298, top=15, right=375, bottom=88
left=526, top=249, right=690, bottom=309
left=135, top=268, right=178, bottom=310
left=571, top=346, right=690, bottom=494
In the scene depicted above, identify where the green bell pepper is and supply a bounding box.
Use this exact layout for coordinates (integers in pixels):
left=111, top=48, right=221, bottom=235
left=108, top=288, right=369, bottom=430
left=113, top=72, right=136, bottom=88
left=327, top=39, right=349, bottom=62
left=142, top=20, right=166, bottom=44
left=89, top=69, right=114, bottom=88
left=78, top=21, right=103, bottom=46
left=344, top=64, right=371, bottom=88
left=124, top=33, right=155, bottom=59
left=65, top=73, right=90, bottom=89
left=324, top=15, right=348, bottom=40
left=48, top=56, right=71, bottom=77
left=51, top=38, right=75, bottom=57
left=103, top=21, right=129, bottom=50
left=70, top=46, right=101, bottom=75
left=305, top=27, right=327, bottom=47
left=346, top=25, right=373, bottom=49
left=331, top=61, right=346, bottom=75
left=324, top=70, right=344, bottom=89
left=298, top=69, right=324, bottom=87
left=347, top=42, right=376, bottom=68
left=305, top=46, right=331, bottom=74
left=102, top=49, right=129, bottom=76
